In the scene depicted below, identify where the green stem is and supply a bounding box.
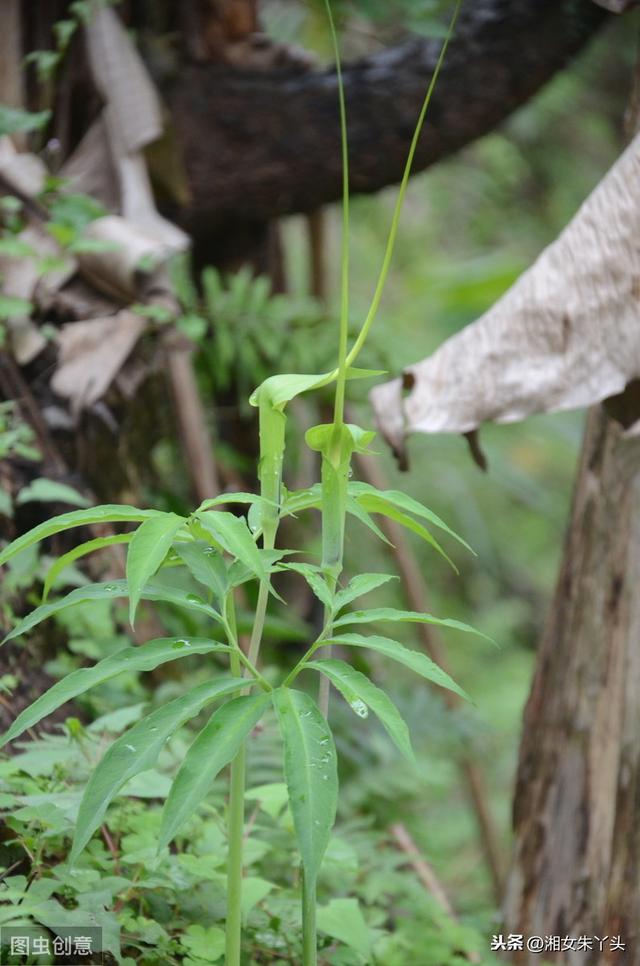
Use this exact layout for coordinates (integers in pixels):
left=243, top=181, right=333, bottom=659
left=323, top=0, right=350, bottom=430
left=302, top=872, right=318, bottom=966
left=225, top=389, right=280, bottom=959
left=224, top=580, right=272, bottom=965
left=226, top=723, right=246, bottom=966
left=235, top=644, right=272, bottom=691
left=344, top=0, right=462, bottom=369
left=318, top=597, right=336, bottom=716
left=246, top=578, right=270, bottom=674
left=317, top=643, right=332, bottom=716
left=283, top=636, right=330, bottom=688
left=226, top=640, right=245, bottom=966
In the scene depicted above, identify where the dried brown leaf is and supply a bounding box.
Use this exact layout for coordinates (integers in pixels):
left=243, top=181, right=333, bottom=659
left=370, top=133, right=640, bottom=453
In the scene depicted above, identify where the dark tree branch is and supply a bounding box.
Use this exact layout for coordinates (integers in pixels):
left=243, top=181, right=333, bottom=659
left=166, top=0, right=610, bottom=232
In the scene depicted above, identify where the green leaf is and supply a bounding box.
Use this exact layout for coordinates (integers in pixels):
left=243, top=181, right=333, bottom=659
left=47, top=192, right=106, bottom=231
left=177, top=312, right=208, bottom=341
left=227, top=549, right=290, bottom=592
left=180, top=924, right=225, bottom=963
left=250, top=373, right=332, bottom=410
left=345, top=496, right=391, bottom=545
left=334, top=573, right=398, bottom=612
left=317, top=898, right=372, bottom=960
left=1, top=638, right=229, bottom=747
left=244, top=782, right=288, bottom=820
left=0, top=295, right=32, bottom=320
left=53, top=18, right=77, bottom=49
left=158, top=693, right=269, bottom=849
left=349, top=482, right=474, bottom=553
left=71, top=676, right=245, bottom=862
left=278, top=562, right=334, bottom=611
left=68, top=236, right=121, bottom=255
left=175, top=541, right=229, bottom=604
left=24, top=49, right=61, bottom=81
left=42, top=534, right=132, bottom=602
left=195, top=511, right=266, bottom=580
left=2, top=580, right=219, bottom=645
left=328, top=633, right=470, bottom=702
left=126, top=513, right=186, bottom=625
left=0, top=105, right=51, bottom=137
left=306, top=422, right=375, bottom=457
left=250, top=368, right=383, bottom=410
left=307, top=658, right=414, bottom=762
left=16, top=478, right=90, bottom=508
left=280, top=485, right=322, bottom=517
left=332, top=607, right=495, bottom=645
left=352, top=492, right=456, bottom=570
left=0, top=237, right=38, bottom=257
left=241, top=877, right=275, bottom=921
left=0, top=505, right=159, bottom=568
left=194, top=492, right=263, bottom=513
left=272, top=687, right=338, bottom=884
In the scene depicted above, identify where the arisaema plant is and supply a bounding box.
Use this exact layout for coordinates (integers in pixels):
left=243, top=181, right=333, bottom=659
left=0, top=3, right=477, bottom=964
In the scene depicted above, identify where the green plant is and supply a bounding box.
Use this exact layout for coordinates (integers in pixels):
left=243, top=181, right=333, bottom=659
left=0, top=706, right=497, bottom=964
left=0, top=3, right=479, bottom=964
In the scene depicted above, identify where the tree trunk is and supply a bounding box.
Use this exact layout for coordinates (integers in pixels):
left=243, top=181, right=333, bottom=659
left=165, top=0, right=609, bottom=233
left=503, top=405, right=640, bottom=964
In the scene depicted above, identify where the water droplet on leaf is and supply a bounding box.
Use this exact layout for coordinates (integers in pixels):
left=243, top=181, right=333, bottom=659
left=350, top=699, right=368, bottom=718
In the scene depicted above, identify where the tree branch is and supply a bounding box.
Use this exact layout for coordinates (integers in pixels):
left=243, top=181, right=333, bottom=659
left=166, top=0, right=609, bottom=231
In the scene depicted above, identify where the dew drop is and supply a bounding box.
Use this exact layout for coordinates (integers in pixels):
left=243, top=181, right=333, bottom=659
left=172, top=639, right=191, bottom=648
left=125, top=744, right=136, bottom=752
left=204, top=547, right=216, bottom=556
left=104, top=585, right=118, bottom=592
left=350, top=699, right=368, bottom=719
left=186, top=593, right=204, bottom=604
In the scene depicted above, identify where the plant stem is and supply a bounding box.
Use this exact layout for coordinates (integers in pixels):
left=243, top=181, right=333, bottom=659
left=234, top=645, right=272, bottom=691
left=246, top=578, right=270, bottom=674
left=225, top=566, right=274, bottom=964
left=318, top=598, right=336, bottom=716
left=282, top=640, right=323, bottom=688
left=344, top=0, right=462, bottom=369
left=226, top=725, right=246, bottom=966
left=302, top=872, right=318, bottom=966
left=323, top=0, right=350, bottom=430
left=226, top=638, right=245, bottom=966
